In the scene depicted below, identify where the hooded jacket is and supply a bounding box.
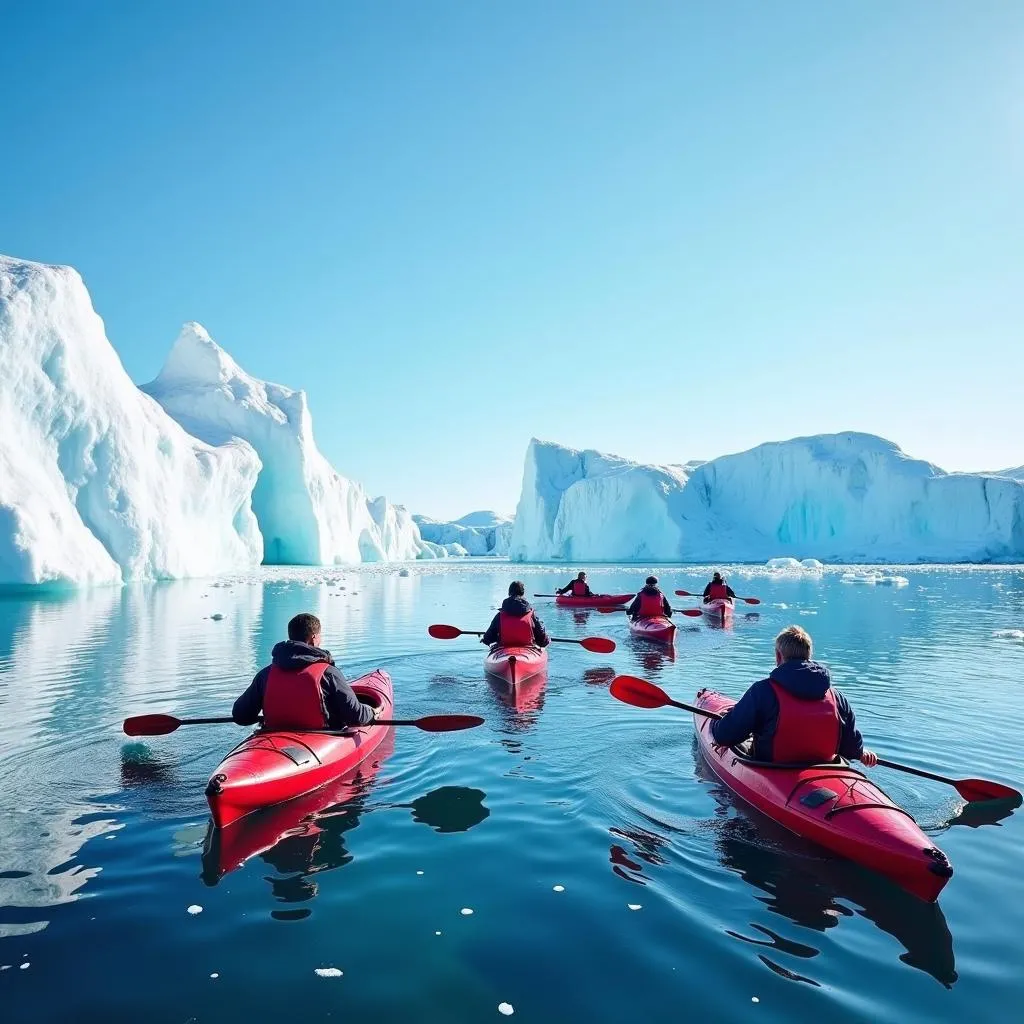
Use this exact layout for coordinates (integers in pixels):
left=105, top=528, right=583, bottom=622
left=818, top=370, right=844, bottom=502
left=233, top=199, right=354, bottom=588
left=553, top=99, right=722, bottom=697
left=709, top=659, right=864, bottom=762
left=232, top=640, right=375, bottom=729
left=627, top=585, right=672, bottom=619
left=482, top=596, right=550, bottom=647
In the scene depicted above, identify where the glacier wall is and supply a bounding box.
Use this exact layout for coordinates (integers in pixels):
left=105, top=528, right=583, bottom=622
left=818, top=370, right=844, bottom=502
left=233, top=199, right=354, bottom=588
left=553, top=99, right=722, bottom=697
left=413, top=511, right=513, bottom=556
left=509, top=434, right=1024, bottom=563
left=142, top=324, right=425, bottom=565
left=0, top=257, right=263, bottom=585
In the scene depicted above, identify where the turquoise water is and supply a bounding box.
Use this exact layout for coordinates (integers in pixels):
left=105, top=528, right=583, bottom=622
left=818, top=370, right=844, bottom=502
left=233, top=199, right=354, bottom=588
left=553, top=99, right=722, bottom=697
left=1, top=563, right=1023, bottom=1022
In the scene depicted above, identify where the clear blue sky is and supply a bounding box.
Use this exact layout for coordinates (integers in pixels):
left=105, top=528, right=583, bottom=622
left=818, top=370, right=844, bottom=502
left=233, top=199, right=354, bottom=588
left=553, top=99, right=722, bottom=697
left=3, top=1, right=1021, bottom=519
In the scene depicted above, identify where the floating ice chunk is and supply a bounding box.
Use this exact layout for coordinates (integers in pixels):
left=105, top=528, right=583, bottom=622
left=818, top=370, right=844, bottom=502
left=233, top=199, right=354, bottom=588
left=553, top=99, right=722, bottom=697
left=20, top=962, right=30, bottom=970
left=553, top=885, right=565, bottom=892
left=315, top=967, right=343, bottom=978
left=842, top=571, right=881, bottom=584
left=800, top=558, right=824, bottom=569
left=435, top=931, right=442, bottom=936
left=994, top=629, right=1024, bottom=642
left=210, top=973, right=219, bottom=979
left=752, top=996, right=760, bottom=1003
left=876, top=575, right=909, bottom=587
left=460, top=908, right=474, bottom=916
left=416, top=870, right=424, bottom=875
left=766, top=557, right=802, bottom=570
left=187, top=905, right=203, bottom=915
left=627, top=904, right=642, bottom=911
left=498, top=1003, right=515, bottom=1016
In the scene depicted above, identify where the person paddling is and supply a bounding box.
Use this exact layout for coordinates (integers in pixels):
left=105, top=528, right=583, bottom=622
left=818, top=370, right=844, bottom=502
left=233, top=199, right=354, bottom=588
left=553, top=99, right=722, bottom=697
left=556, top=571, right=594, bottom=598
left=232, top=613, right=378, bottom=730
left=710, top=625, right=877, bottom=766
left=482, top=581, right=551, bottom=648
left=627, top=576, right=672, bottom=620
left=703, top=571, right=736, bottom=603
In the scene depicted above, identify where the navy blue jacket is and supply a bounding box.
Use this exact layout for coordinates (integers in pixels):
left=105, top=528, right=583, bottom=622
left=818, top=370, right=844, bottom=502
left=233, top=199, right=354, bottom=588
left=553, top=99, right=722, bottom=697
left=482, top=596, right=550, bottom=647
left=232, top=640, right=375, bottom=729
left=627, top=585, right=672, bottom=619
left=557, top=579, right=594, bottom=597
left=710, top=659, right=865, bottom=762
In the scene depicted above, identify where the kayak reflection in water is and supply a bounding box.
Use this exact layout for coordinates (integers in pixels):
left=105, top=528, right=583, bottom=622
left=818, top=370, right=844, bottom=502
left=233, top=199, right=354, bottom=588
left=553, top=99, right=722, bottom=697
left=702, top=571, right=736, bottom=603
left=627, top=576, right=673, bottom=620
left=481, top=581, right=550, bottom=648
left=231, top=612, right=380, bottom=731
left=710, top=626, right=878, bottom=767
left=556, top=571, right=594, bottom=598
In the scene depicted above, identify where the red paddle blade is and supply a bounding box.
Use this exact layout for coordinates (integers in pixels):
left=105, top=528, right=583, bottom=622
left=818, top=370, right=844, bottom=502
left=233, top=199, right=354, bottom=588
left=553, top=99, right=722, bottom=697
left=680, top=608, right=703, bottom=617
left=428, top=624, right=463, bottom=640
left=955, top=778, right=1022, bottom=803
left=741, top=597, right=761, bottom=605
left=414, top=714, right=485, bottom=732
left=609, top=675, right=671, bottom=709
left=596, top=607, right=625, bottom=614
left=123, top=714, right=180, bottom=736
left=580, top=636, right=616, bottom=654
left=674, top=590, right=696, bottom=597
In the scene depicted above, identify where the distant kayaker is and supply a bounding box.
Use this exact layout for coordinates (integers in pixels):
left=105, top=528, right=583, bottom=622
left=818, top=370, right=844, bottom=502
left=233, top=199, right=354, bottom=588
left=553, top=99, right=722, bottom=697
left=556, top=572, right=594, bottom=598
left=232, top=613, right=379, bottom=730
left=710, top=625, right=877, bottom=766
left=482, top=581, right=551, bottom=648
left=627, top=576, right=672, bottom=620
left=703, top=572, right=736, bottom=602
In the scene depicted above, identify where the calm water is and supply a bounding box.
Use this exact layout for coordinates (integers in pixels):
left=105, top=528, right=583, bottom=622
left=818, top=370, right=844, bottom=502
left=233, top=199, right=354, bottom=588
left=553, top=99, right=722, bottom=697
left=1, top=563, right=1023, bottom=1022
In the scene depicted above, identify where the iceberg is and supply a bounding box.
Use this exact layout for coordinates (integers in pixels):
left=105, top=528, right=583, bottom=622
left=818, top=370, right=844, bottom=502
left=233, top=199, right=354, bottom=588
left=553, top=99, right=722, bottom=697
left=143, top=323, right=425, bottom=565
left=413, top=510, right=513, bottom=556
left=0, top=256, right=262, bottom=586
left=509, top=434, right=1024, bottom=564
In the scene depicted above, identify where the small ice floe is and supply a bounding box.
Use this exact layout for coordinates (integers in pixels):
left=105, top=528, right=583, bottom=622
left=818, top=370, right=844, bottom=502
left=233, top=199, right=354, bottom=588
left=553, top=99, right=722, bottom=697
left=773, top=603, right=789, bottom=610
left=627, top=904, right=642, bottom=911
left=435, top=931, right=442, bottom=936
left=799, top=559, right=824, bottom=570
left=416, top=870, right=424, bottom=876
left=799, top=609, right=817, bottom=616
left=210, top=973, right=219, bottom=979
left=994, top=629, right=1024, bottom=642
left=460, top=908, right=474, bottom=916
left=552, top=885, right=565, bottom=892
left=210, top=613, right=225, bottom=621
left=842, top=571, right=880, bottom=584
left=315, top=967, right=343, bottom=978
left=187, top=905, right=203, bottom=915
left=498, top=1003, right=515, bottom=1016
left=752, top=996, right=760, bottom=1003
left=20, top=962, right=30, bottom=970
left=766, top=557, right=802, bottom=570
left=876, top=575, right=909, bottom=587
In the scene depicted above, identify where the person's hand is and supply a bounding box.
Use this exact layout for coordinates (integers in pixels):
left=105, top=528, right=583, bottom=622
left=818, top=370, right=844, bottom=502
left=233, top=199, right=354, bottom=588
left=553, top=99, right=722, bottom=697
left=859, top=749, right=878, bottom=768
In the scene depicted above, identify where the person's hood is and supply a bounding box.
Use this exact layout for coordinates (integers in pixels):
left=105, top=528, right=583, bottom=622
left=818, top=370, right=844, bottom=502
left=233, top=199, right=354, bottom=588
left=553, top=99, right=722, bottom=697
left=500, top=596, right=532, bottom=616
left=769, top=659, right=831, bottom=699
left=271, top=640, right=334, bottom=671
left=641, top=584, right=662, bottom=596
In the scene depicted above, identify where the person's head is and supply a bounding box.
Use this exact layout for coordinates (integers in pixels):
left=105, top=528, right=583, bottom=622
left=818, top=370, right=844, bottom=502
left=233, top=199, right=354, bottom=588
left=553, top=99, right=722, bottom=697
left=288, top=612, right=322, bottom=647
left=577, top=571, right=587, bottom=580
left=775, top=625, right=812, bottom=666
left=713, top=571, right=723, bottom=582
left=645, top=576, right=658, bottom=587
left=508, top=580, right=526, bottom=598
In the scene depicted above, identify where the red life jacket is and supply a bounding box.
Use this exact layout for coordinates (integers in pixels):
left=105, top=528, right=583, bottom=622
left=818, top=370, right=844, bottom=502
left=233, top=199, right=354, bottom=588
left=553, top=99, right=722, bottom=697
left=499, top=610, right=535, bottom=646
left=263, top=662, right=330, bottom=730
left=707, top=582, right=729, bottom=600
left=768, top=682, right=840, bottom=762
left=637, top=589, right=665, bottom=618
left=571, top=580, right=588, bottom=597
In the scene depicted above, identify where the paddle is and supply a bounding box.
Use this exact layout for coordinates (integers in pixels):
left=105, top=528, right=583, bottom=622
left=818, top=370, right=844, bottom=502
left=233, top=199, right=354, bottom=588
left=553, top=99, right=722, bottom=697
left=608, top=675, right=1020, bottom=804
left=595, top=606, right=702, bottom=617
left=123, top=712, right=484, bottom=737
left=675, top=589, right=761, bottom=605
left=428, top=623, right=615, bottom=654
left=533, top=593, right=624, bottom=600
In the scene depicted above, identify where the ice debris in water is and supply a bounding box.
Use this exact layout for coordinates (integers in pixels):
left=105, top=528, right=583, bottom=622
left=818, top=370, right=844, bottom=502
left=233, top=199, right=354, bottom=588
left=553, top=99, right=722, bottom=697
left=627, top=904, right=642, bottom=911
left=315, top=968, right=343, bottom=978
left=187, top=905, right=203, bottom=915
left=210, top=973, right=219, bottom=979
left=553, top=885, right=565, bottom=892
left=416, top=870, right=424, bottom=875
left=752, top=997, right=760, bottom=1003
left=435, top=931, right=442, bottom=936
left=994, top=629, right=1024, bottom=642
left=461, top=908, right=474, bottom=916
left=498, top=1003, right=515, bottom=1016
left=20, top=962, right=30, bottom=969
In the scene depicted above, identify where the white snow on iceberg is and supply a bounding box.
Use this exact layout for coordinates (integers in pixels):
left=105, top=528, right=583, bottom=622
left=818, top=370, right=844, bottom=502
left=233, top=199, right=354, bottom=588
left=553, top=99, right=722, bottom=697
left=413, top=510, right=513, bottom=556
left=509, top=434, right=1024, bottom=564
left=142, top=324, right=425, bottom=565
left=0, top=256, right=262, bottom=586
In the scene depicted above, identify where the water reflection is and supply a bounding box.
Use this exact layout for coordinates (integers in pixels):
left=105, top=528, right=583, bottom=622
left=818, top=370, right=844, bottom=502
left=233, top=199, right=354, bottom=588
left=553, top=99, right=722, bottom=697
left=486, top=672, right=547, bottom=725
left=629, top=641, right=676, bottom=675
left=409, top=786, right=490, bottom=832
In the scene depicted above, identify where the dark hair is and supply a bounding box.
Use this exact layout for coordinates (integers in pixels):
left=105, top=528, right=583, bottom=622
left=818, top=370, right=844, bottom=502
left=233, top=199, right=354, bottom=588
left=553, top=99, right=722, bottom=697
left=508, top=580, right=526, bottom=597
left=646, top=576, right=658, bottom=585
left=288, top=612, right=322, bottom=643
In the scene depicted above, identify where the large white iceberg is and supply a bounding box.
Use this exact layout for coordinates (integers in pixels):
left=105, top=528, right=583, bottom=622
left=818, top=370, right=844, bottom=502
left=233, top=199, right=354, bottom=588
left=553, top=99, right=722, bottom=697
left=142, top=324, right=425, bottom=564
left=0, top=256, right=262, bottom=585
left=413, top=510, right=513, bottom=556
left=509, top=434, right=1024, bottom=563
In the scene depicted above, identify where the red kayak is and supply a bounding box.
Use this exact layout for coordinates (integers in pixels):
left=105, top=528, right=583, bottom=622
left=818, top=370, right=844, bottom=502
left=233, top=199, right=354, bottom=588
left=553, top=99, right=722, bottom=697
left=702, top=598, right=734, bottom=626
left=555, top=593, right=633, bottom=609
left=484, top=645, right=548, bottom=685
left=205, top=669, right=394, bottom=829
left=629, top=616, right=676, bottom=646
left=693, top=688, right=953, bottom=902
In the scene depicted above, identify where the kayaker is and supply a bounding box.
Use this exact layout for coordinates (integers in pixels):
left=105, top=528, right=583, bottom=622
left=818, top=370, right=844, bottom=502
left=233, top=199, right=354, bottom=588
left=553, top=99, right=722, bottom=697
left=232, top=613, right=379, bottom=730
left=710, top=625, right=877, bottom=766
left=627, top=576, right=672, bottom=620
left=482, top=581, right=551, bottom=648
left=703, top=572, right=736, bottom=602
left=556, top=572, right=594, bottom=598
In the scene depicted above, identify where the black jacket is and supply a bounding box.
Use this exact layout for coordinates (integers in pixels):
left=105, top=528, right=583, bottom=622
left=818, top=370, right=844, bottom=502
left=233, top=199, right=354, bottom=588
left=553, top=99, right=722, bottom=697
left=627, top=585, right=672, bottom=619
left=556, top=579, right=593, bottom=597
left=482, top=596, right=550, bottom=647
left=703, top=582, right=736, bottom=599
left=710, top=659, right=865, bottom=761
left=232, top=640, right=375, bottom=729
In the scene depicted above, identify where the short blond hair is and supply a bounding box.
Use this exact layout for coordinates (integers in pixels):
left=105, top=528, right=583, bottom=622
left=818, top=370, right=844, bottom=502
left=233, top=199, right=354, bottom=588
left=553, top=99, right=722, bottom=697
left=775, top=625, right=812, bottom=662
